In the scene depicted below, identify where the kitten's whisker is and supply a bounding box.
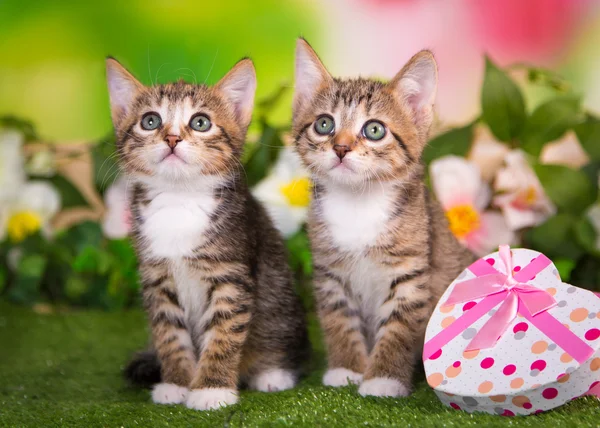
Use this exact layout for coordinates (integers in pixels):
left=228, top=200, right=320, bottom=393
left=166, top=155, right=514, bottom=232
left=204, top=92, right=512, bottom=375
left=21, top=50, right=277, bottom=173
left=204, top=49, right=219, bottom=84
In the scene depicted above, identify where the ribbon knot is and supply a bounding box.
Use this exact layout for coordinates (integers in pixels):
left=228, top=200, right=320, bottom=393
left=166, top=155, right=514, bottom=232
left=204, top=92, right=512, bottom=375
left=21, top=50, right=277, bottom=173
left=442, top=245, right=556, bottom=351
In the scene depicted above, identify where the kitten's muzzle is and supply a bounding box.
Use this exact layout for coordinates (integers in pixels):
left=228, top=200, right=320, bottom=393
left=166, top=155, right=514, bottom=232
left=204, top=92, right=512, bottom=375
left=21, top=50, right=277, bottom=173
left=333, top=144, right=351, bottom=160
left=333, top=131, right=356, bottom=160
left=165, top=135, right=182, bottom=150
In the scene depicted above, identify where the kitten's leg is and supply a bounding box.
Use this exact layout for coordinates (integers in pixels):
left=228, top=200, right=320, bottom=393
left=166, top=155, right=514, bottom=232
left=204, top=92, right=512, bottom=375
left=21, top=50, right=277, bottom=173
left=359, top=273, right=432, bottom=397
left=314, top=266, right=368, bottom=387
left=186, top=278, right=253, bottom=411
left=142, top=262, right=195, bottom=404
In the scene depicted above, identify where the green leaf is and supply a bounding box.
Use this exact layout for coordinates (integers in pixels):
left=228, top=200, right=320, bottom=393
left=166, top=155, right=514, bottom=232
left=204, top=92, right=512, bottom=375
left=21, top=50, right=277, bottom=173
left=481, top=57, right=526, bottom=142
left=8, top=254, right=47, bottom=304
left=64, top=275, right=89, bottom=301
left=553, top=258, right=576, bottom=282
left=422, top=124, right=474, bottom=165
left=0, top=115, right=37, bottom=141
left=534, top=164, right=596, bottom=214
left=243, top=122, right=283, bottom=187
left=61, top=222, right=104, bottom=253
left=92, top=137, right=120, bottom=196
left=286, top=229, right=313, bottom=276
left=524, top=214, right=583, bottom=260
left=521, top=96, right=583, bottom=155
left=0, top=265, right=6, bottom=293
left=575, top=114, right=600, bottom=162
left=574, top=216, right=600, bottom=257
left=48, top=175, right=90, bottom=209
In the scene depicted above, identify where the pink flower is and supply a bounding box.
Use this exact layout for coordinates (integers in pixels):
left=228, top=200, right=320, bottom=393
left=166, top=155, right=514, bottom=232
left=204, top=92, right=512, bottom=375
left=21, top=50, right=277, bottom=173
left=494, top=150, right=556, bottom=230
left=540, top=131, right=590, bottom=169
left=102, top=176, right=131, bottom=239
left=430, top=156, right=515, bottom=256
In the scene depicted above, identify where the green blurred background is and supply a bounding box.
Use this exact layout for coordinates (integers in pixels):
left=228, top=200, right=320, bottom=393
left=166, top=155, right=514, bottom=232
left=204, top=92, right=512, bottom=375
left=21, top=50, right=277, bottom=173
left=0, top=0, right=320, bottom=140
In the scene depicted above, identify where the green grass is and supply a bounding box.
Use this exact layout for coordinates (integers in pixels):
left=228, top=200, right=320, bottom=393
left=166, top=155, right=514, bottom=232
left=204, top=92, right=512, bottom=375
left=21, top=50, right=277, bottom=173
left=1, top=301, right=599, bottom=427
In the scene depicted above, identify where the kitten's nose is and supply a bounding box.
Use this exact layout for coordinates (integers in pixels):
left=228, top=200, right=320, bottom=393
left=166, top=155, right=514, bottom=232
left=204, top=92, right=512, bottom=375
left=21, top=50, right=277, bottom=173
left=165, top=135, right=182, bottom=149
left=333, top=144, right=351, bottom=160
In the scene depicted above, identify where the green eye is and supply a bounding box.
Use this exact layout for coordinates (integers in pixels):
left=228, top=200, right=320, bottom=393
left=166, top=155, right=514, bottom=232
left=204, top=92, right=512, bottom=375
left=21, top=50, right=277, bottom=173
left=141, top=113, right=162, bottom=130
left=363, top=120, right=386, bottom=141
left=189, top=114, right=212, bottom=132
left=314, top=115, right=335, bottom=135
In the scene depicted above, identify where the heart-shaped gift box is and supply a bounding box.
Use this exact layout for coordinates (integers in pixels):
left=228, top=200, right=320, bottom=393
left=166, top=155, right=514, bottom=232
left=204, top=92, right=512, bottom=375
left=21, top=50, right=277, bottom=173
left=423, top=246, right=600, bottom=416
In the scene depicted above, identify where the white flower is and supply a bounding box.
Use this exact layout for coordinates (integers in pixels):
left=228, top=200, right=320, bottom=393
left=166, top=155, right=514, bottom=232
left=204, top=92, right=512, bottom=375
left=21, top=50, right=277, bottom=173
left=468, top=126, right=511, bottom=182
left=0, top=129, right=26, bottom=205
left=494, top=150, right=556, bottom=230
left=430, top=155, right=515, bottom=256
left=5, top=181, right=61, bottom=242
left=26, top=149, right=56, bottom=177
left=252, top=147, right=310, bottom=237
left=0, top=129, right=61, bottom=242
left=540, top=131, right=590, bottom=169
left=102, top=176, right=132, bottom=239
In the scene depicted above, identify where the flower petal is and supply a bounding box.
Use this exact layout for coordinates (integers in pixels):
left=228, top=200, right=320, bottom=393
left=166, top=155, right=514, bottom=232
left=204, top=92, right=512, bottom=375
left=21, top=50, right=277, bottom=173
left=540, top=131, right=589, bottom=169
left=466, top=211, right=516, bottom=256
left=102, top=176, right=131, bottom=239
left=468, top=126, right=511, bottom=182
left=430, top=155, right=488, bottom=209
left=16, top=181, right=61, bottom=220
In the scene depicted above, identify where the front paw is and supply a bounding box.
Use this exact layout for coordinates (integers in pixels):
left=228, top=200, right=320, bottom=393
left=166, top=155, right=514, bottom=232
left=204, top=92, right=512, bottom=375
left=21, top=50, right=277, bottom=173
left=323, top=368, right=363, bottom=387
left=358, top=377, right=409, bottom=397
left=185, top=388, right=238, bottom=411
left=151, top=383, right=189, bottom=404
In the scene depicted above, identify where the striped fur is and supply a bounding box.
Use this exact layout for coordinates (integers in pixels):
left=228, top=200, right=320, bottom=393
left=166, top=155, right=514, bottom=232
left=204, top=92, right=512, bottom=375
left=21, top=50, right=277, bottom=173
left=106, top=58, right=308, bottom=410
left=292, top=39, right=475, bottom=397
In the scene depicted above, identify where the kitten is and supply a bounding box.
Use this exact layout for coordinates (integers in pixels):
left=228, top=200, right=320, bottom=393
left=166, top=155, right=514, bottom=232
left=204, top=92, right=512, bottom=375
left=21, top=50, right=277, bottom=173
left=292, top=39, right=475, bottom=397
left=106, top=58, right=308, bottom=410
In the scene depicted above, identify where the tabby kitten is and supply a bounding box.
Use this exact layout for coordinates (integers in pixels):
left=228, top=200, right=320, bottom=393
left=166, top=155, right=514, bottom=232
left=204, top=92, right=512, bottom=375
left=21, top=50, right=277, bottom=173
left=292, top=39, right=475, bottom=397
left=106, top=58, right=308, bottom=410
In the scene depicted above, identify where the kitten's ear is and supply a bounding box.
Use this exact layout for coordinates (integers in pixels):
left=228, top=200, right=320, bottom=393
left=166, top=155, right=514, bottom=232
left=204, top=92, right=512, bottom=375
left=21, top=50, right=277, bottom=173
left=388, top=50, right=438, bottom=132
left=294, top=38, right=332, bottom=116
left=215, top=58, right=257, bottom=129
left=106, top=58, right=144, bottom=127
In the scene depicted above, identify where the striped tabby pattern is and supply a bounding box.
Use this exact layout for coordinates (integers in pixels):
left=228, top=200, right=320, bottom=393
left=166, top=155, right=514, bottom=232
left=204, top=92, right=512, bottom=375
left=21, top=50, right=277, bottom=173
left=292, top=39, right=475, bottom=397
left=106, top=58, right=308, bottom=411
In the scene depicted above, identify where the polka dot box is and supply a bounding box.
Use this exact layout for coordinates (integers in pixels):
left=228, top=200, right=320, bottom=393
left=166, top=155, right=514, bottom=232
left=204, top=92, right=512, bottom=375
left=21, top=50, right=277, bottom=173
left=423, top=248, right=600, bottom=416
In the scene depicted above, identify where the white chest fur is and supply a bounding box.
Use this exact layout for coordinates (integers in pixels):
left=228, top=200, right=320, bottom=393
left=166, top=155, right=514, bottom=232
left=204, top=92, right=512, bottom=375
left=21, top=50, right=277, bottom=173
left=319, top=182, right=395, bottom=252
left=138, top=184, right=218, bottom=259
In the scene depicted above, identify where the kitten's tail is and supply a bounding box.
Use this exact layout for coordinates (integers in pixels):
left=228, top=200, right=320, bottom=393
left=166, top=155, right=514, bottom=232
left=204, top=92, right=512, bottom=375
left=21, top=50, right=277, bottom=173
left=123, top=349, right=161, bottom=388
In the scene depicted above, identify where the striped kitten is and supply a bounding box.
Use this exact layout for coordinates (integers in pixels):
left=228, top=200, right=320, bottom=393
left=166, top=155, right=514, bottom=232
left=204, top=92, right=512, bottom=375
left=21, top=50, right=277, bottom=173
left=106, top=58, right=308, bottom=410
left=292, top=39, right=475, bottom=397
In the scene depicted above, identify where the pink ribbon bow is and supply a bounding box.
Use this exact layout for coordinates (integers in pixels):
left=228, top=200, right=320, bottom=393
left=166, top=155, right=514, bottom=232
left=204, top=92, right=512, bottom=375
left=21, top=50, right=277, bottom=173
left=443, top=245, right=556, bottom=351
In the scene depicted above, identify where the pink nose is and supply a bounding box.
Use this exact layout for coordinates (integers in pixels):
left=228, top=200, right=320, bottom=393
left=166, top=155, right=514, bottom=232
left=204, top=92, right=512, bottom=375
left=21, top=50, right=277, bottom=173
left=165, top=135, right=182, bottom=149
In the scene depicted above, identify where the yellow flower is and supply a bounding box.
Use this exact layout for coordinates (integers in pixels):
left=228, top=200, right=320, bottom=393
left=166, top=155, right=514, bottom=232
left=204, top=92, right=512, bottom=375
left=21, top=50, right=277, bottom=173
left=7, top=211, right=42, bottom=242
left=445, top=204, right=480, bottom=239
left=280, top=177, right=311, bottom=207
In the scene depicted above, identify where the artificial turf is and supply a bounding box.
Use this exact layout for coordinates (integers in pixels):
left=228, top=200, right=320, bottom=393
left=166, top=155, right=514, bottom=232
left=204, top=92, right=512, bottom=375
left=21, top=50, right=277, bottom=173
left=0, top=301, right=599, bottom=427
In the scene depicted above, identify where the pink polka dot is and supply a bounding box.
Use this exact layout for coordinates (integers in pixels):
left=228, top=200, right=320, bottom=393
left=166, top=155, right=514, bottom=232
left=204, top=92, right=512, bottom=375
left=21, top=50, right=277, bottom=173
left=481, top=357, right=494, bottom=369
left=514, top=266, right=521, bottom=272
left=531, top=275, right=537, bottom=280
left=513, top=322, right=528, bottom=333
left=589, top=381, right=599, bottom=391
left=502, top=410, right=515, bottom=417
left=449, top=402, right=461, bottom=410
left=535, top=410, right=544, bottom=414
left=523, top=402, right=533, bottom=409
left=585, top=328, right=600, bottom=341
left=530, top=360, right=547, bottom=371
left=503, top=364, right=516, bottom=375
left=463, top=301, right=477, bottom=311
left=430, top=349, right=442, bottom=360
left=486, top=258, right=495, bottom=265
left=542, top=388, right=558, bottom=399
left=452, top=361, right=461, bottom=368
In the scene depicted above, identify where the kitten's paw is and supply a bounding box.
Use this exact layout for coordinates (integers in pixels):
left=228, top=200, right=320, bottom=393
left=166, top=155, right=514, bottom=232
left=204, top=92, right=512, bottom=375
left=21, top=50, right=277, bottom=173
left=323, top=368, right=363, bottom=387
left=358, top=377, right=409, bottom=397
left=249, top=369, right=297, bottom=392
left=185, top=388, right=238, bottom=411
left=151, top=383, right=189, bottom=404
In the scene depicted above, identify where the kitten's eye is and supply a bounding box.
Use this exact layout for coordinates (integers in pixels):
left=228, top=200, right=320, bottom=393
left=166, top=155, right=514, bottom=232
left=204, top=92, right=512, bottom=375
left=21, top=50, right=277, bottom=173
left=362, top=120, right=386, bottom=141
left=314, top=115, right=335, bottom=135
left=141, top=113, right=162, bottom=130
left=189, top=114, right=212, bottom=132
